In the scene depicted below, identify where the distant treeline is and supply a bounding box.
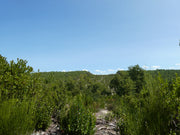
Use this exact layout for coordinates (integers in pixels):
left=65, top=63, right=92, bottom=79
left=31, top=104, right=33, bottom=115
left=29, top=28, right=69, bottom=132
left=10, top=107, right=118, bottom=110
left=39, top=69, right=180, bottom=82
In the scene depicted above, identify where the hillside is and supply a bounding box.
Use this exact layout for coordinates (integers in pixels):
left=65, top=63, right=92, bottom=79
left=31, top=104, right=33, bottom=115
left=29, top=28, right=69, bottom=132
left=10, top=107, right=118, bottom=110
left=39, top=69, right=180, bottom=82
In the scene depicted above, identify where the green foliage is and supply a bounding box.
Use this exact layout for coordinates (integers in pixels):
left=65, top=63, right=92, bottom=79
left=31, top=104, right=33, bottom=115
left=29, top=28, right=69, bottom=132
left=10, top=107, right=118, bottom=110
left=149, top=69, right=180, bottom=82
left=35, top=94, right=54, bottom=131
left=1, top=54, right=180, bottom=135
left=40, top=71, right=92, bottom=82
left=0, top=98, right=36, bottom=135
left=114, top=74, right=180, bottom=135
left=110, top=71, right=134, bottom=96
left=0, top=58, right=34, bottom=100
left=59, top=95, right=96, bottom=135
left=128, top=65, right=145, bottom=93
left=0, top=55, right=52, bottom=133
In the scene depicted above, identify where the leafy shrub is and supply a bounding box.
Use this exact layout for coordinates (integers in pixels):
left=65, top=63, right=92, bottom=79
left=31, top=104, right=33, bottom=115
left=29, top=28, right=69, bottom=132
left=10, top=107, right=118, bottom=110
left=117, top=112, right=128, bottom=135
left=59, top=94, right=96, bottom=135
left=0, top=58, right=34, bottom=100
left=110, top=72, right=135, bottom=96
left=0, top=98, right=36, bottom=135
left=0, top=55, right=54, bottom=133
left=34, top=90, right=55, bottom=131
left=115, top=74, right=180, bottom=135
left=35, top=104, right=51, bottom=131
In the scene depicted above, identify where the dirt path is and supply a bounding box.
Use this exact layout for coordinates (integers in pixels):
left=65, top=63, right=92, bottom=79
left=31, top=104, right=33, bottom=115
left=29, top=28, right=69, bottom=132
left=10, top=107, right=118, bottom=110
left=95, top=109, right=118, bottom=135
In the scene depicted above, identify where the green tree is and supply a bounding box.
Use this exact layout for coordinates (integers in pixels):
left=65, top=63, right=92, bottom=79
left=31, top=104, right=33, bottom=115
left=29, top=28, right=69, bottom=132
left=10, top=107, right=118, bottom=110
left=110, top=71, right=134, bottom=96
left=0, top=57, right=35, bottom=100
left=128, top=65, right=145, bottom=93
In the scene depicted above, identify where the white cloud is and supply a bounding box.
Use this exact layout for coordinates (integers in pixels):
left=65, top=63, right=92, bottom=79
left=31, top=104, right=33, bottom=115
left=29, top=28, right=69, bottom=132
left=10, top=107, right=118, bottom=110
left=107, top=69, right=116, bottom=72
left=168, top=67, right=177, bottom=69
left=175, top=63, right=180, bottom=66
left=151, top=65, right=160, bottom=70
left=95, top=70, right=106, bottom=74
left=142, top=65, right=149, bottom=69
left=82, top=69, right=88, bottom=72
left=117, top=68, right=125, bottom=71
left=169, top=65, right=180, bottom=69
left=94, top=68, right=125, bottom=74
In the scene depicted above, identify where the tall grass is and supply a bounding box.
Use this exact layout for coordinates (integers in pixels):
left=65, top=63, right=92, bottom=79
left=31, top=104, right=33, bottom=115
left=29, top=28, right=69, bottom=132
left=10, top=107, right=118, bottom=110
left=0, top=98, right=36, bottom=135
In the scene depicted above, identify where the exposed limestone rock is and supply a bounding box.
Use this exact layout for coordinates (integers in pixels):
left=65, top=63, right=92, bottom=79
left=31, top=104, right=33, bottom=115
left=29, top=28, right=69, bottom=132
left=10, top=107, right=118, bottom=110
left=95, top=109, right=119, bottom=135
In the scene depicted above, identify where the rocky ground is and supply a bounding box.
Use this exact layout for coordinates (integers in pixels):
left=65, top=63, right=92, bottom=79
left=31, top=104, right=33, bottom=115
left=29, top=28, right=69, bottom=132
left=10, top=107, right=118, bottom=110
left=32, top=108, right=118, bottom=135
left=95, top=109, right=118, bottom=135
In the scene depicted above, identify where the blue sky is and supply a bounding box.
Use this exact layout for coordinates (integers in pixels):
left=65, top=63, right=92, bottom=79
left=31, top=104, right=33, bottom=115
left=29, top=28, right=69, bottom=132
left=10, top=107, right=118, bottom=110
left=0, top=0, right=180, bottom=74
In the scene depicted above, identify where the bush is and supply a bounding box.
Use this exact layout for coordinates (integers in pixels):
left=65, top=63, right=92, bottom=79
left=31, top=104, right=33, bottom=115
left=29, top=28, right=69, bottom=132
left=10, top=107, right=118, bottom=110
left=35, top=103, right=51, bottom=131
left=34, top=90, right=55, bottom=131
left=115, top=74, right=180, bottom=135
left=59, top=94, right=96, bottom=135
left=0, top=98, right=36, bottom=135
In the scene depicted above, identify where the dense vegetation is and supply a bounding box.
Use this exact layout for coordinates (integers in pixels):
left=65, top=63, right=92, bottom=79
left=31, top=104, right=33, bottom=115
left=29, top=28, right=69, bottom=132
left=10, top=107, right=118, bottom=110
left=0, top=55, right=179, bottom=135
